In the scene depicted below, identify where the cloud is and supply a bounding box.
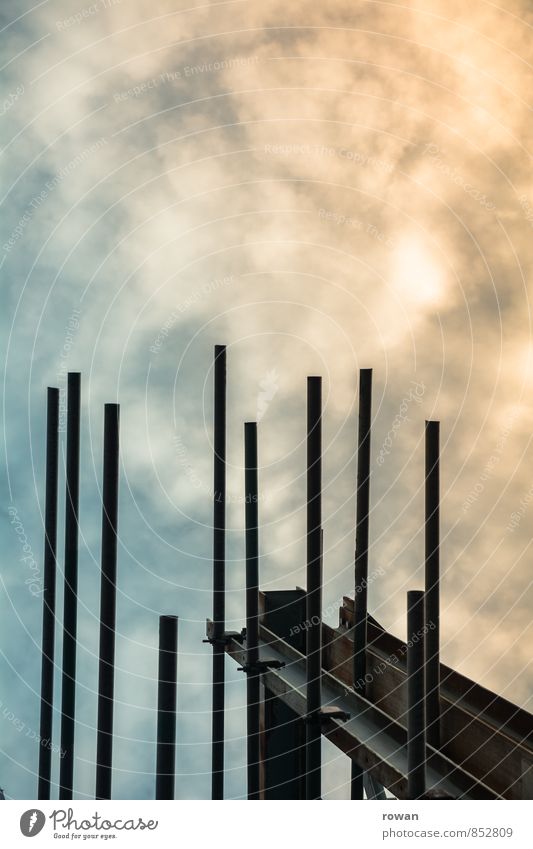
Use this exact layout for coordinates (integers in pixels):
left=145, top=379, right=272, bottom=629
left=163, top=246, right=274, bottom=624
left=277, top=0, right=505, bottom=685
left=1, top=0, right=532, bottom=799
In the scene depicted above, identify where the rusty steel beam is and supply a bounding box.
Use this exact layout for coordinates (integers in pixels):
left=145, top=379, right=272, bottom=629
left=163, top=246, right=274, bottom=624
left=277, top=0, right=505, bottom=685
left=321, top=597, right=533, bottom=799
left=218, top=623, right=499, bottom=800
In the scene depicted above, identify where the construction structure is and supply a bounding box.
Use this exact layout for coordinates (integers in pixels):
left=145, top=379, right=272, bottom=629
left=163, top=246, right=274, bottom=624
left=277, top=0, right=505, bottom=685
left=22, top=347, right=533, bottom=799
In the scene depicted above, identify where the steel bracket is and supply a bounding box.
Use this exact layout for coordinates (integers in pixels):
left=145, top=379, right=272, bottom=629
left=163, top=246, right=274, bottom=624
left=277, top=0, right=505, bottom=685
left=203, top=621, right=246, bottom=647
left=306, top=706, right=351, bottom=724
left=238, top=659, right=286, bottom=674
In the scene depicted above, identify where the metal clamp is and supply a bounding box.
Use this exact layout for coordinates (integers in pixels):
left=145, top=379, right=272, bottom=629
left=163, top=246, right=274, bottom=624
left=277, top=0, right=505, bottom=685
left=203, top=622, right=246, bottom=647
left=306, top=706, right=351, bottom=724
left=237, top=659, right=286, bottom=674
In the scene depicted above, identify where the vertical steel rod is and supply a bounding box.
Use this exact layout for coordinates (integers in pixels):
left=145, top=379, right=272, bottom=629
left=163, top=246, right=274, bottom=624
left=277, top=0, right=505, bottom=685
left=244, top=422, right=260, bottom=800
left=59, top=372, right=81, bottom=799
left=211, top=344, right=226, bottom=799
left=38, top=387, right=60, bottom=800
left=351, top=368, right=372, bottom=799
left=353, top=368, right=373, bottom=689
left=156, top=615, right=178, bottom=800
left=306, top=376, right=322, bottom=800
left=95, top=404, right=120, bottom=800
left=425, top=420, right=440, bottom=749
left=407, top=590, right=427, bottom=799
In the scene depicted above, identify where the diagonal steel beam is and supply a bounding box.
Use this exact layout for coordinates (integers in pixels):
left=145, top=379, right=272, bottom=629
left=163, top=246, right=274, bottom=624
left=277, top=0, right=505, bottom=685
left=215, top=621, right=499, bottom=800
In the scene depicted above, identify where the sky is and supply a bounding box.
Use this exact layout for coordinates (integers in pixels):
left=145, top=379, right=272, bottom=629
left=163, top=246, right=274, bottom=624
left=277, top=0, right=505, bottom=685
left=1, top=0, right=532, bottom=800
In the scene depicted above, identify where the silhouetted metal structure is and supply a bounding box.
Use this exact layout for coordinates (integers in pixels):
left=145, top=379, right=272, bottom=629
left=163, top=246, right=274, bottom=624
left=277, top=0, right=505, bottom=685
left=212, top=350, right=532, bottom=800
left=95, top=404, right=121, bottom=800
left=352, top=367, right=372, bottom=800
left=407, top=590, right=426, bottom=799
left=305, top=377, right=323, bottom=800
left=23, top=346, right=533, bottom=801
left=59, top=372, right=81, bottom=800
left=156, top=615, right=178, bottom=800
left=210, top=344, right=227, bottom=800
left=244, top=422, right=260, bottom=800
left=425, top=420, right=441, bottom=749
left=38, top=387, right=59, bottom=801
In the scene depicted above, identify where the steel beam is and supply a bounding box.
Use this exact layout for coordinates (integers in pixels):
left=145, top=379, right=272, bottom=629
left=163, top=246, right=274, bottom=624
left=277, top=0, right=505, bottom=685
left=221, top=625, right=498, bottom=800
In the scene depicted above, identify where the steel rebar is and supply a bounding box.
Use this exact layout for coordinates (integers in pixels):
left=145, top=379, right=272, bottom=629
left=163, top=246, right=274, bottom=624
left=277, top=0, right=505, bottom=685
left=425, top=420, right=440, bottom=749
left=407, top=590, right=427, bottom=799
left=38, top=387, right=59, bottom=800
left=95, top=404, right=120, bottom=800
left=211, top=344, right=226, bottom=799
left=306, top=376, right=322, bottom=800
left=351, top=368, right=372, bottom=799
left=156, top=615, right=178, bottom=800
left=59, top=372, right=81, bottom=799
left=244, top=422, right=260, bottom=800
